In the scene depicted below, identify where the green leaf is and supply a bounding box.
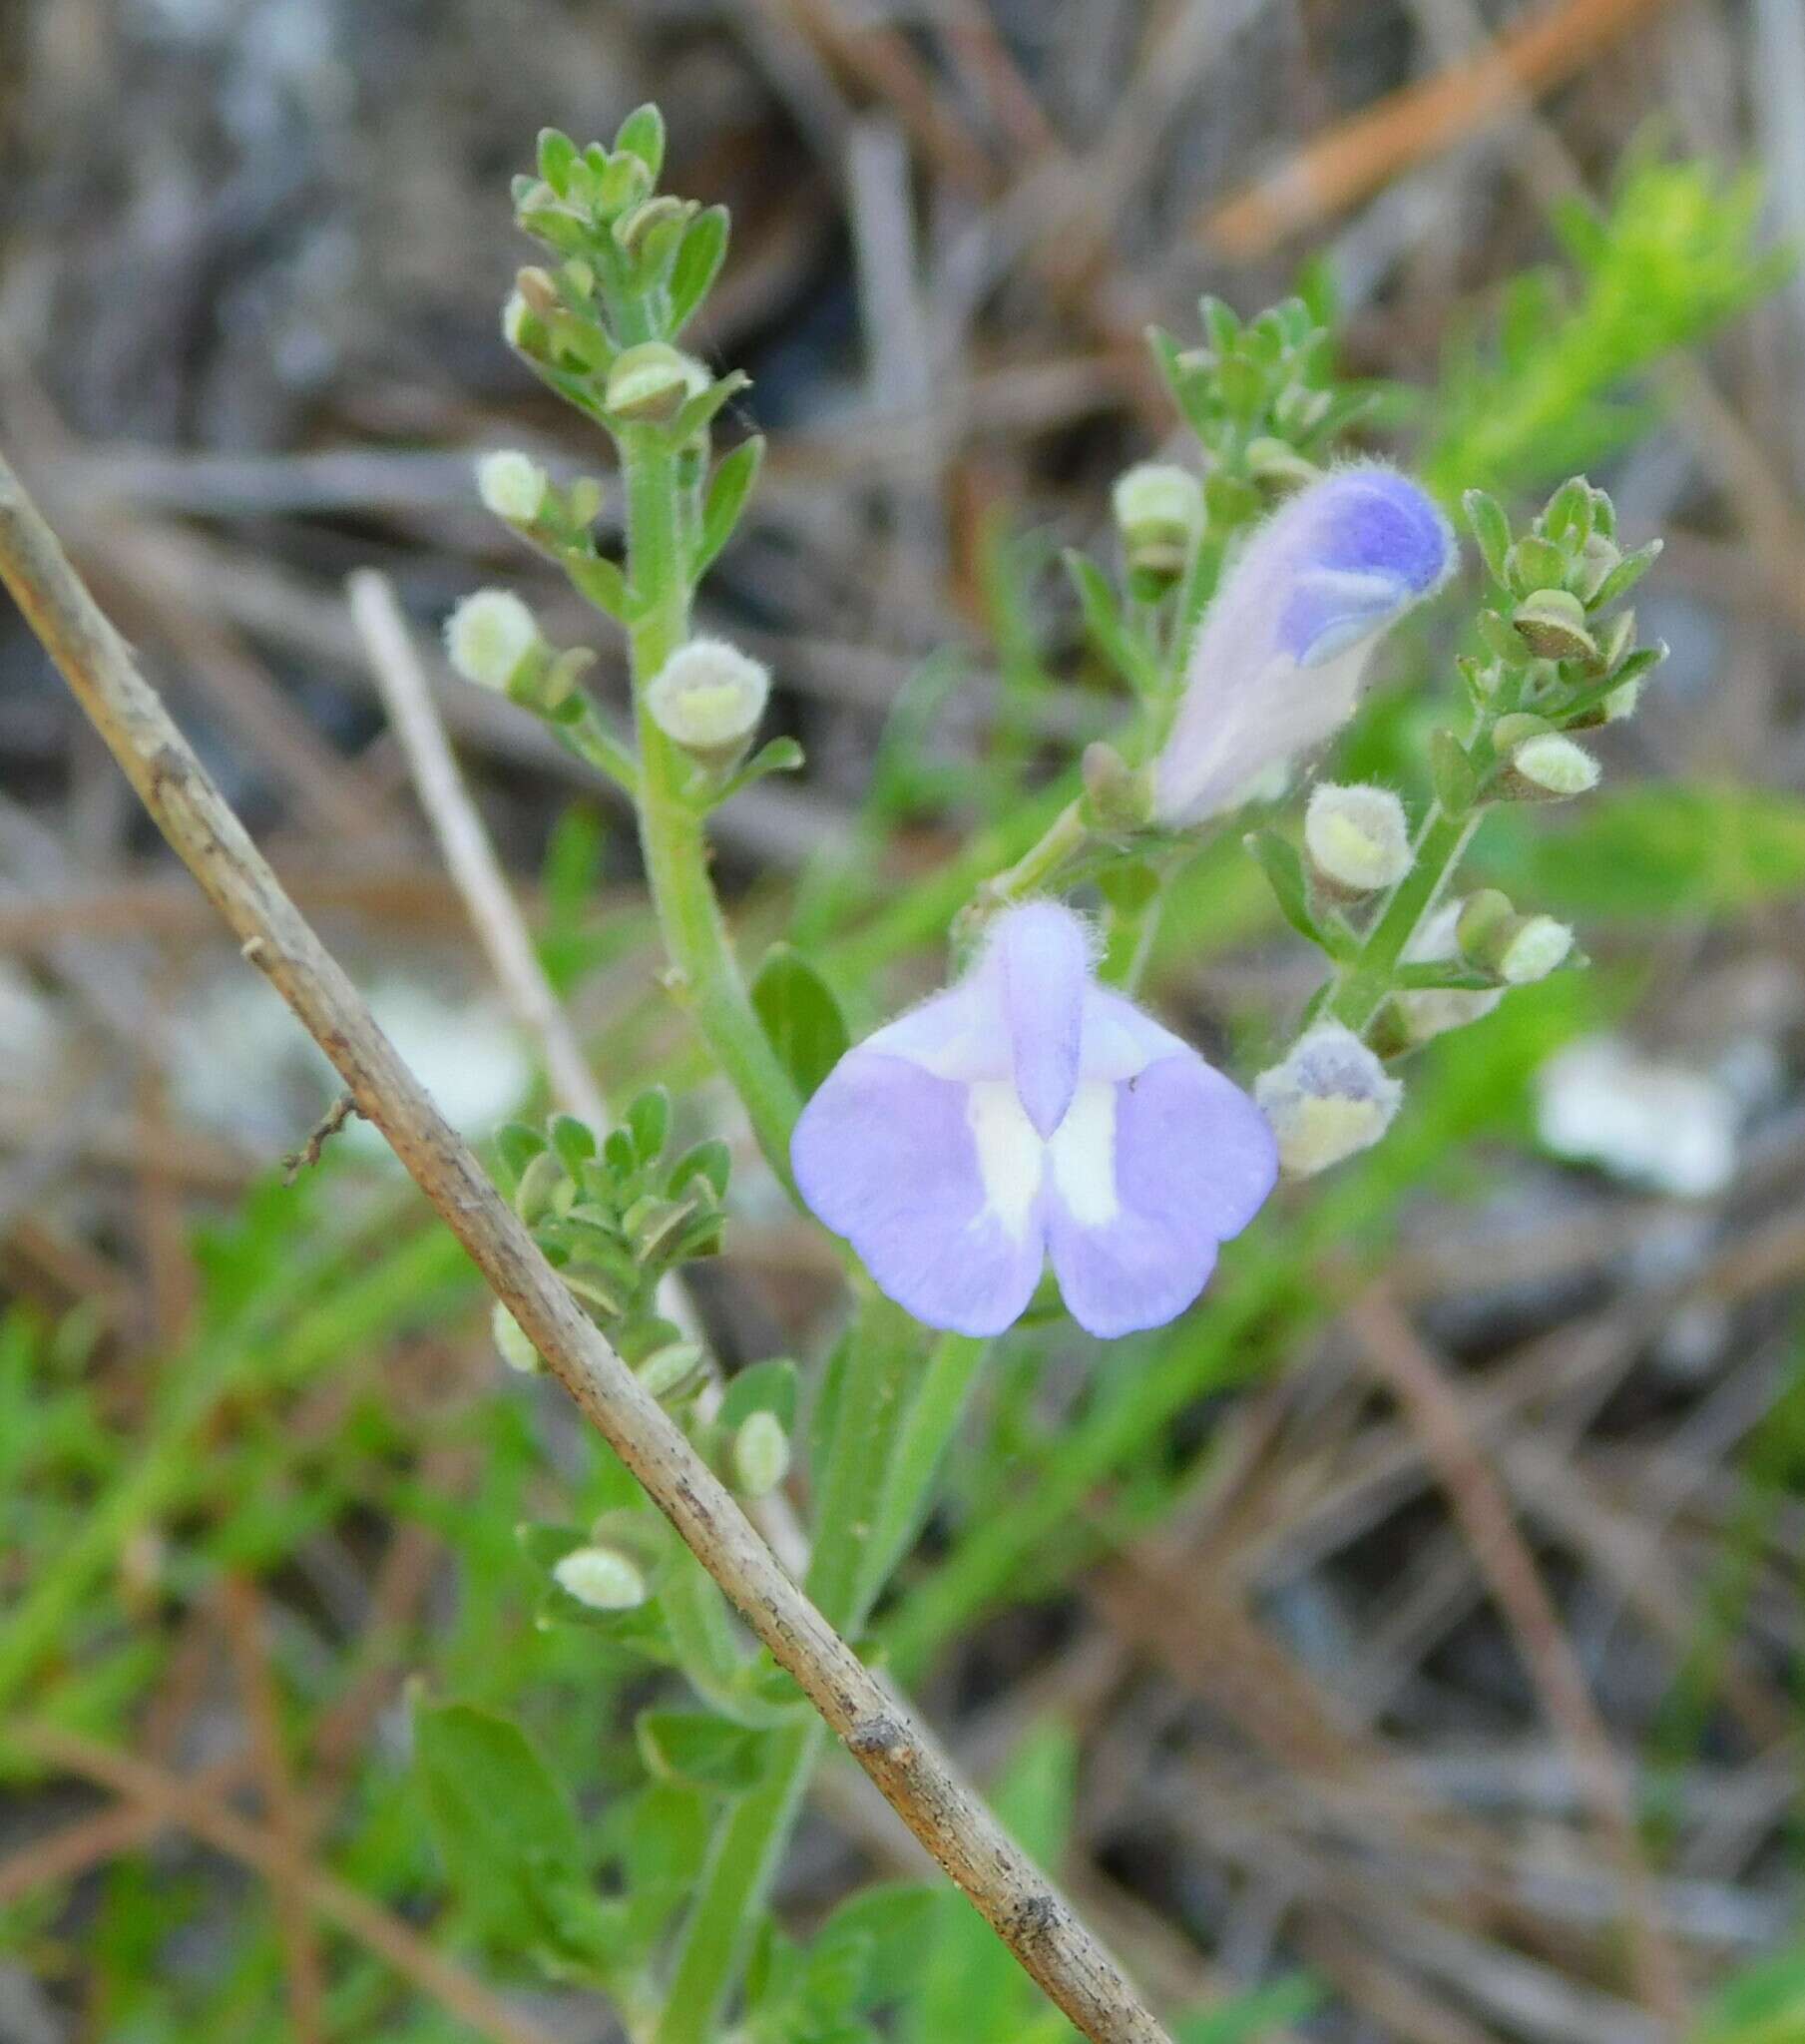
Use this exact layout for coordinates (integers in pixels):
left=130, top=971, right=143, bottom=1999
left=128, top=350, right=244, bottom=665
left=720, top=1356, right=798, bottom=1434
left=694, top=435, right=764, bottom=578
left=1462, top=489, right=1513, bottom=584
left=670, top=206, right=730, bottom=334
left=808, top=1884, right=937, bottom=2015
left=564, top=549, right=636, bottom=622
left=626, top=1086, right=671, bottom=1165
left=1062, top=550, right=1162, bottom=697
left=636, top=1709, right=768, bottom=1793
left=1429, top=729, right=1480, bottom=815
left=751, top=944, right=850, bottom=1100
left=1481, top=782, right=1805, bottom=921
left=1174, top=1974, right=1325, bottom=2044
left=1586, top=537, right=1662, bottom=609
left=709, top=735, right=805, bottom=806
left=668, top=1138, right=730, bottom=1200
left=413, top=1702, right=582, bottom=1948
left=550, top=1113, right=596, bottom=1175
left=613, top=103, right=666, bottom=182
left=1243, top=830, right=1326, bottom=950
left=536, top=128, right=579, bottom=200
left=670, top=367, right=750, bottom=444
left=494, top=1121, right=549, bottom=1184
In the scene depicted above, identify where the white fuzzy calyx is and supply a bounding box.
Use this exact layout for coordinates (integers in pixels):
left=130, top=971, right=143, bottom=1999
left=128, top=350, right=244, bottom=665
left=1303, top=781, right=1413, bottom=893
left=1254, top=1021, right=1402, bottom=1177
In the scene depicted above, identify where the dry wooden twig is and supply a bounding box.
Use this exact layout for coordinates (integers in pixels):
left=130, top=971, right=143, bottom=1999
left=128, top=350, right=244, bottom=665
left=1350, top=1284, right=1690, bottom=2029
left=1200, top=0, right=1680, bottom=256
left=0, top=446, right=1171, bottom=2044
left=348, top=568, right=610, bottom=1130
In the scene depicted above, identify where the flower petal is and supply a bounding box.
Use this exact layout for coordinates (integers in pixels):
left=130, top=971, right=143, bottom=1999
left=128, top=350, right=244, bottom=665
left=1152, top=467, right=1455, bottom=826
left=995, top=900, right=1090, bottom=1137
left=1044, top=1052, right=1276, bottom=1338
left=791, top=1049, right=1046, bottom=1336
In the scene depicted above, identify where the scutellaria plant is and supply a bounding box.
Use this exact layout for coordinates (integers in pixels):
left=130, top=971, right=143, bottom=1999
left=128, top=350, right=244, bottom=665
left=434, top=106, right=1670, bottom=2039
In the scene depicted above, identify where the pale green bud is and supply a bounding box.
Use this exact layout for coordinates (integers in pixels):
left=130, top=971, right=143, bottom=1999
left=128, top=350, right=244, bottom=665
left=731, top=1410, right=790, bottom=1498
left=1396, top=898, right=1503, bottom=1045
left=1303, top=782, right=1413, bottom=895
left=1081, top=741, right=1153, bottom=833
left=646, top=638, right=769, bottom=763
left=1498, top=913, right=1574, bottom=985
left=1510, top=731, right=1600, bottom=799
left=636, top=1339, right=707, bottom=1401
left=1602, top=676, right=1642, bottom=723
left=491, top=1300, right=542, bottom=1374
left=476, top=449, right=549, bottom=525
left=1112, top=462, right=1203, bottom=579
left=445, top=590, right=542, bottom=691
left=1512, top=589, right=1596, bottom=664
left=552, top=1544, right=648, bottom=1611
left=1255, top=1023, right=1402, bottom=1178
left=605, top=341, right=708, bottom=424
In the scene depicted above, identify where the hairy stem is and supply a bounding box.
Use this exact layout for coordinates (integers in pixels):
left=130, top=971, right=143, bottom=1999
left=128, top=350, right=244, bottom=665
left=620, top=427, right=803, bottom=1194
left=1325, top=802, right=1482, bottom=1036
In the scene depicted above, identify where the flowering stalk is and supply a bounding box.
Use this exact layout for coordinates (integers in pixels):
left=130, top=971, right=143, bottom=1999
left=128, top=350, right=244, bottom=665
left=618, top=425, right=803, bottom=1193
left=1318, top=478, right=1663, bottom=1047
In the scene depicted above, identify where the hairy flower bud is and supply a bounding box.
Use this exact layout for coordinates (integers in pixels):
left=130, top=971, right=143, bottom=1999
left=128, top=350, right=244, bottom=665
left=1512, top=589, right=1596, bottom=664
left=1081, top=741, right=1153, bottom=833
left=646, top=638, right=769, bottom=763
left=605, top=341, right=707, bottom=424
left=1509, top=731, right=1600, bottom=800
left=1498, top=913, right=1575, bottom=984
left=1602, top=676, right=1643, bottom=723
left=476, top=449, right=549, bottom=525
left=1152, top=467, right=1455, bottom=827
left=1303, top=782, right=1413, bottom=894
left=552, top=1544, right=649, bottom=1611
left=1254, top=1022, right=1403, bottom=1177
left=491, top=1300, right=542, bottom=1374
left=445, top=590, right=542, bottom=691
left=1112, top=462, right=1203, bottom=581
left=636, top=1339, right=707, bottom=1401
left=501, top=289, right=535, bottom=350
left=1395, top=898, right=1504, bottom=1045
left=730, top=1410, right=790, bottom=1498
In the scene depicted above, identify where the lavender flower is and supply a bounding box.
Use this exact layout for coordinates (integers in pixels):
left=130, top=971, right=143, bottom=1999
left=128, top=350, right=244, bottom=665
left=791, top=901, right=1276, bottom=1338
left=1152, top=467, right=1456, bottom=826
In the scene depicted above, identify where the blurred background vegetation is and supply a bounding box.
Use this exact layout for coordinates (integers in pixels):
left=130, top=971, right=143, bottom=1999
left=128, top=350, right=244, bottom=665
left=4, top=2, right=1805, bottom=2040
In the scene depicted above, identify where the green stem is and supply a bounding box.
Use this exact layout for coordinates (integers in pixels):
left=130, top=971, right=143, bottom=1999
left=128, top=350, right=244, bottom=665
left=1325, top=801, right=1482, bottom=1036
left=620, top=427, right=802, bottom=1194
left=557, top=704, right=640, bottom=796
left=653, top=1293, right=933, bottom=2044
left=870, top=1332, right=989, bottom=1586
left=983, top=796, right=1089, bottom=904
left=804, top=1294, right=927, bottom=1630
left=652, top=1718, right=821, bottom=2044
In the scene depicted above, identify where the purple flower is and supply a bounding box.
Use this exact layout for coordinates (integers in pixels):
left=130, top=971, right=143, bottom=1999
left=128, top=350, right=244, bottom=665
left=1153, top=467, right=1456, bottom=826
left=791, top=901, right=1276, bottom=1338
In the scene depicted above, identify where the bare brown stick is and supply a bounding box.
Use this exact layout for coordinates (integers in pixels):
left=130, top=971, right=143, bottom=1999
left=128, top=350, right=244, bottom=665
left=10, top=1723, right=557, bottom=2044
left=348, top=569, right=610, bottom=1130
left=282, top=1092, right=361, bottom=1182
left=1349, top=1285, right=1689, bottom=2029
left=1200, top=0, right=1678, bottom=256
left=0, top=447, right=1170, bottom=2044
